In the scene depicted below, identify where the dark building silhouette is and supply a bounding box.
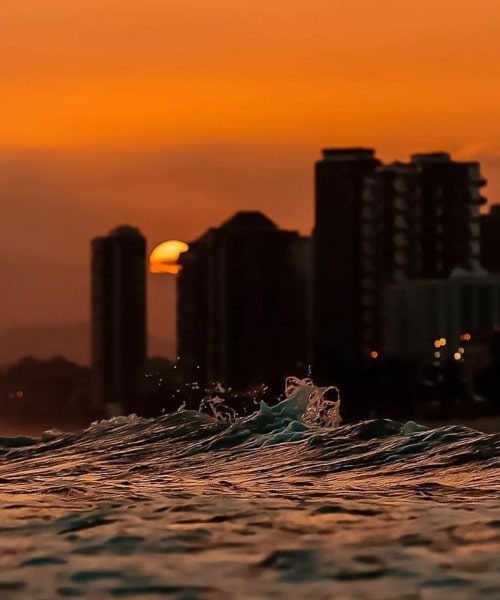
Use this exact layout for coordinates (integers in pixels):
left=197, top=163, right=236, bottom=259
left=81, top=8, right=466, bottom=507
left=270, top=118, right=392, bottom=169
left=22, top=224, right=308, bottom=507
left=360, top=162, right=419, bottom=357
left=91, top=225, right=147, bottom=414
left=177, top=211, right=309, bottom=392
left=313, top=150, right=486, bottom=378
left=362, top=155, right=486, bottom=356
left=481, top=204, right=500, bottom=273
left=313, top=148, right=381, bottom=380
left=410, top=153, right=485, bottom=278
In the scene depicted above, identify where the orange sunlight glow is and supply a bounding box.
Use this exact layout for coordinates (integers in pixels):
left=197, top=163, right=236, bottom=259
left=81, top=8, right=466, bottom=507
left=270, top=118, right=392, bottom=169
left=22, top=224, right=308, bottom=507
left=150, top=240, right=189, bottom=275
left=1, top=0, right=499, bottom=152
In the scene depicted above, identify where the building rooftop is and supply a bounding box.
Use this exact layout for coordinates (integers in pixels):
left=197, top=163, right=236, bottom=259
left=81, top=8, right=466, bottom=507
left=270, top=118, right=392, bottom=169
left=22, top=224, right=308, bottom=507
left=109, top=225, right=144, bottom=238
left=219, top=211, right=278, bottom=231
left=410, top=152, right=451, bottom=164
left=321, top=148, right=376, bottom=161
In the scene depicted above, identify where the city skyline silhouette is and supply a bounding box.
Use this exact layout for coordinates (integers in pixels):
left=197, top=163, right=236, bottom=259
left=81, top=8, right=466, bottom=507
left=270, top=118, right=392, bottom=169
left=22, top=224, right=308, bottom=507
left=2, top=0, right=500, bottom=363
left=1, top=146, right=499, bottom=367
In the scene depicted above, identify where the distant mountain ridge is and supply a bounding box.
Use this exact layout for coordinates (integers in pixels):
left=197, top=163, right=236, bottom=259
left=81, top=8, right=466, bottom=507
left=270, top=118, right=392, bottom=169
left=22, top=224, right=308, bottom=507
left=0, top=323, right=172, bottom=367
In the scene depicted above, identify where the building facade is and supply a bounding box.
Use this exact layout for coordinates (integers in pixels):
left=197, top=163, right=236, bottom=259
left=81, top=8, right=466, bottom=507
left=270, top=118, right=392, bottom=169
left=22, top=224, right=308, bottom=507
left=91, top=225, right=147, bottom=414
left=313, top=148, right=381, bottom=379
left=382, top=274, right=500, bottom=363
left=177, top=211, right=309, bottom=392
left=410, top=153, right=485, bottom=278
left=360, top=162, right=419, bottom=358
left=313, top=149, right=487, bottom=377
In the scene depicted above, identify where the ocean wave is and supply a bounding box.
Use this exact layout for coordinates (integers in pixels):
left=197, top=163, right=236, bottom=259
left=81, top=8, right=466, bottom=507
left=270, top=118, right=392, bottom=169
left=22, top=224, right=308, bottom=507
left=0, top=377, right=497, bottom=504
left=0, top=378, right=499, bottom=599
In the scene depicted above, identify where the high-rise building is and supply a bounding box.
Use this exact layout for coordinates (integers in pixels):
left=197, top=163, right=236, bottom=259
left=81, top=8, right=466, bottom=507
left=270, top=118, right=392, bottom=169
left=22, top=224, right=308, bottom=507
left=359, top=162, right=418, bottom=357
left=410, top=153, right=485, bottom=278
left=313, top=148, right=381, bottom=379
left=177, top=211, right=309, bottom=392
left=91, top=225, right=147, bottom=415
left=313, top=150, right=486, bottom=376
left=361, top=154, right=486, bottom=356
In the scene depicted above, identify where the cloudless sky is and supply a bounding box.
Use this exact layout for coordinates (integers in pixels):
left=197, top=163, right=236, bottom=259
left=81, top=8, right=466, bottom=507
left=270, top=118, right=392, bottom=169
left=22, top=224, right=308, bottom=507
left=1, top=0, right=499, bottom=359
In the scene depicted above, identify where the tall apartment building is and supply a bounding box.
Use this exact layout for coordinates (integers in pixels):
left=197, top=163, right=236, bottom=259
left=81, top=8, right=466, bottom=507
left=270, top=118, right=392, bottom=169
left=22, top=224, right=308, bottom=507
left=410, top=153, right=485, bottom=278
left=177, top=211, right=309, bottom=392
left=359, top=162, right=418, bottom=357
left=313, top=149, right=486, bottom=375
left=91, top=225, right=147, bottom=415
left=313, top=148, right=381, bottom=380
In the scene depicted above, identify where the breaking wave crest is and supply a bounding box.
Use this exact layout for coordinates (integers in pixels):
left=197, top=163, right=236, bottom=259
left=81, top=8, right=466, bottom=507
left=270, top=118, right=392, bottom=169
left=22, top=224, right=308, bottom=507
left=0, top=377, right=499, bottom=599
left=0, top=376, right=498, bottom=502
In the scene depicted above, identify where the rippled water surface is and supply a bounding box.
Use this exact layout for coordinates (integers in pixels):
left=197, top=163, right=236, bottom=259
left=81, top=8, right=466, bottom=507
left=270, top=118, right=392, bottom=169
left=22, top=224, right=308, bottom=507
left=0, top=382, right=499, bottom=599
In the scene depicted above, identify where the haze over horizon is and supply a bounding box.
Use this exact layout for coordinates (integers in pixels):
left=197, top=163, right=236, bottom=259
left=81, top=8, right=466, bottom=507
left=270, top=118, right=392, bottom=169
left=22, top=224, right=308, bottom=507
left=2, top=0, right=500, bottom=362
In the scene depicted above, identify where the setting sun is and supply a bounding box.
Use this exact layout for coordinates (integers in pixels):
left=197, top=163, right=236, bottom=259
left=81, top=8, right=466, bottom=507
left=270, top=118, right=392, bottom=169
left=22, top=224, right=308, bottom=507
left=150, top=240, right=189, bottom=275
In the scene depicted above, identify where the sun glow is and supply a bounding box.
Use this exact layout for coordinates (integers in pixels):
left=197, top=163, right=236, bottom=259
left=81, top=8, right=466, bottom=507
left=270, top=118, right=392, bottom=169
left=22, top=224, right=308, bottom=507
left=150, top=240, right=189, bottom=275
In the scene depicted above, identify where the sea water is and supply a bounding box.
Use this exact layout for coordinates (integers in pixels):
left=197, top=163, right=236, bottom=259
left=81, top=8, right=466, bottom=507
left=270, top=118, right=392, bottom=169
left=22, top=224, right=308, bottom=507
left=0, top=378, right=498, bottom=599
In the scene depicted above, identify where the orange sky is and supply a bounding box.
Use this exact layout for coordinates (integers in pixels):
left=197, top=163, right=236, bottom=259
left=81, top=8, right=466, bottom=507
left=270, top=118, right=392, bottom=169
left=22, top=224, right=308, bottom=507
left=1, top=0, right=500, bottom=361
